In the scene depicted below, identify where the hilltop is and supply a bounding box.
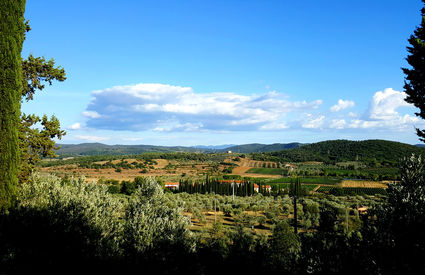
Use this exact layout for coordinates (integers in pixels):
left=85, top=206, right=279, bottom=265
left=250, top=139, right=425, bottom=165
left=56, top=143, right=203, bottom=156
left=55, top=142, right=304, bottom=156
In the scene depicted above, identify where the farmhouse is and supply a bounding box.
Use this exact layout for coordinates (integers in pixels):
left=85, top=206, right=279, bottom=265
left=164, top=182, right=180, bottom=190
left=254, top=184, right=271, bottom=193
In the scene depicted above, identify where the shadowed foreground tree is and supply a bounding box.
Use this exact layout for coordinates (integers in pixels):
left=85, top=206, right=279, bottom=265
left=361, top=154, right=425, bottom=274
left=0, top=0, right=27, bottom=210
left=403, top=0, right=425, bottom=142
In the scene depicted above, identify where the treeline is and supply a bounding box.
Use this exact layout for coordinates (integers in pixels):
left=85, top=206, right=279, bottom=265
left=55, top=143, right=203, bottom=156
left=40, top=152, right=226, bottom=168
left=251, top=139, right=425, bottom=166
left=177, top=177, right=307, bottom=197
left=178, top=178, right=257, bottom=196
left=293, top=167, right=400, bottom=180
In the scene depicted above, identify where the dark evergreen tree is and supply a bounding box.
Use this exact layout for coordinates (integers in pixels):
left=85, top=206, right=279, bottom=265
left=0, top=0, right=26, bottom=210
left=290, top=177, right=302, bottom=234
left=403, top=0, right=425, bottom=142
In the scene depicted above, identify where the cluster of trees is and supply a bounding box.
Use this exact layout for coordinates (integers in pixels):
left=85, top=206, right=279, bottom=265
left=178, top=178, right=257, bottom=196
left=251, top=140, right=425, bottom=166
left=80, top=159, right=156, bottom=171
left=41, top=155, right=158, bottom=168
left=0, top=174, right=193, bottom=273
left=100, top=176, right=164, bottom=196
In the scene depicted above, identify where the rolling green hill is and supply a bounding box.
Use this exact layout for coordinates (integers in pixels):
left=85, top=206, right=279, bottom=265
left=219, top=142, right=304, bottom=153
left=250, top=140, right=425, bottom=165
left=55, top=142, right=304, bottom=156
left=56, top=143, right=205, bottom=157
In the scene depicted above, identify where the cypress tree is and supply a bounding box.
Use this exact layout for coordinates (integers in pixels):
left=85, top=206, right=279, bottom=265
left=0, top=0, right=26, bottom=210
left=403, top=0, right=425, bottom=142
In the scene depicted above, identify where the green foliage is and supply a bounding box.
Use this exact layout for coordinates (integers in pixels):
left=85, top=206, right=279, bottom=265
left=18, top=114, right=65, bottom=182
left=360, top=154, right=425, bottom=273
left=56, top=144, right=214, bottom=157
left=122, top=177, right=194, bottom=255
left=16, top=22, right=67, bottom=183
left=403, top=1, right=425, bottom=141
left=21, top=54, right=66, bottom=101
left=267, top=220, right=300, bottom=272
left=317, top=186, right=387, bottom=196
left=246, top=167, right=288, bottom=175
left=0, top=0, right=26, bottom=210
left=251, top=139, right=425, bottom=165
left=290, top=177, right=303, bottom=197
left=0, top=173, right=195, bottom=272
left=221, top=142, right=303, bottom=153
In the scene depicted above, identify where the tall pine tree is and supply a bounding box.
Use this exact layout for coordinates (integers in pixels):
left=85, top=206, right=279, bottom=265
left=403, top=0, right=425, bottom=142
left=0, top=0, right=26, bottom=210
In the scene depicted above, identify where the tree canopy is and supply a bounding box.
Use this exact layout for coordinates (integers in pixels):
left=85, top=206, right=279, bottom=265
left=17, top=22, right=67, bottom=182
left=403, top=0, right=425, bottom=142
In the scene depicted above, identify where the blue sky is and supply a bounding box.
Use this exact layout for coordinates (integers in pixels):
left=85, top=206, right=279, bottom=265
left=22, top=0, right=425, bottom=145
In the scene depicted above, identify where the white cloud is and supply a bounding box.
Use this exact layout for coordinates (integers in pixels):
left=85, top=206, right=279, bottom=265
left=343, top=88, right=419, bottom=130
left=83, top=83, right=323, bottom=132
left=75, top=135, right=109, bottom=142
left=260, top=122, right=289, bottom=130
left=82, top=111, right=101, bottom=118
left=68, top=123, right=81, bottom=130
left=121, top=137, right=144, bottom=142
left=323, top=88, right=421, bottom=132
left=330, top=99, right=355, bottom=112
left=302, top=114, right=325, bottom=129
left=330, top=119, right=346, bottom=129
left=368, top=88, right=410, bottom=120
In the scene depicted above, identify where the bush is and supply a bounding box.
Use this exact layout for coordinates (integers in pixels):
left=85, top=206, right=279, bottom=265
left=122, top=177, right=194, bottom=257
left=0, top=173, right=195, bottom=273
left=0, top=173, right=124, bottom=272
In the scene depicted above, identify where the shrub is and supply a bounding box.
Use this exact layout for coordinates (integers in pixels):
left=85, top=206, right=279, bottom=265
left=0, top=173, right=124, bottom=272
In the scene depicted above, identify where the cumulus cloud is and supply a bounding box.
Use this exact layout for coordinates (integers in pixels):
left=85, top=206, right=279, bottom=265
left=368, top=88, right=410, bottom=120
left=320, top=88, right=421, bottom=132
left=302, top=114, right=325, bottom=129
left=68, top=123, right=81, bottom=130
left=83, top=83, right=323, bottom=132
left=341, top=88, right=419, bottom=131
left=330, top=119, right=346, bottom=129
left=330, top=99, right=355, bottom=112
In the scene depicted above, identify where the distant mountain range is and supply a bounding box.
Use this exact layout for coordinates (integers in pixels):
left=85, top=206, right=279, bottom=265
left=55, top=142, right=304, bottom=156
left=56, top=143, right=203, bottom=156
left=216, top=142, right=304, bottom=153
left=55, top=140, right=425, bottom=157
left=192, top=144, right=236, bottom=150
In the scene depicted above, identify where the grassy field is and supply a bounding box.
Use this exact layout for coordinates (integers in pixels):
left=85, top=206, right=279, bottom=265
left=317, top=186, right=387, bottom=195
left=246, top=168, right=288, bottom=175
left=270, top=183, right=318, bottom=192
left=267, top=177, right=341, bottom=185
